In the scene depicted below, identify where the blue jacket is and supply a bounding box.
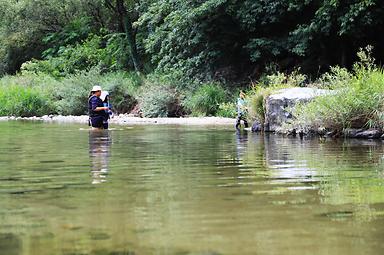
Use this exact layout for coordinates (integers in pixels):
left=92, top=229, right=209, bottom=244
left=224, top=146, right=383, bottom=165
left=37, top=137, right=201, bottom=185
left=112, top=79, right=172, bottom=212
left=88, top=96, right=106, bottom=118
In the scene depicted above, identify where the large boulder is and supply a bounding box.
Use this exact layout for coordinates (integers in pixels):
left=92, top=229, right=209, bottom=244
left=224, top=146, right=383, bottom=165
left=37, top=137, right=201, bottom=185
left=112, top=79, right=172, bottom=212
left=264, top=87, right=333, bottom=132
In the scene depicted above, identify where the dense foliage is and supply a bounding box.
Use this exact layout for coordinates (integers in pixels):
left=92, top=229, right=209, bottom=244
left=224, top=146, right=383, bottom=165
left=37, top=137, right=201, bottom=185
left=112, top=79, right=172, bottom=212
left=1, top=0, right=384, bottom=79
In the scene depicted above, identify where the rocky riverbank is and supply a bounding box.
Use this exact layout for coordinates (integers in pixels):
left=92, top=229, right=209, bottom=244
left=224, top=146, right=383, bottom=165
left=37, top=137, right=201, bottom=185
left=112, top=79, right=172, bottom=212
left=249, top=87, right=384, bottom=140
left=0, top=115, right=236, bottom=126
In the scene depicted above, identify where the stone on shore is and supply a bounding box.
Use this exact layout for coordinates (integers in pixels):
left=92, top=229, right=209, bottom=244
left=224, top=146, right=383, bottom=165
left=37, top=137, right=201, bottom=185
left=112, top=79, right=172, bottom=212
left=343, top=128, right=364, bottom=138
left=264, top=87, right=333, bottom=132
left=342, top=128, right=382, bottom=139
left=351, top=129, right=382, bottom=139
left=251, top=120, right=262, bottom=132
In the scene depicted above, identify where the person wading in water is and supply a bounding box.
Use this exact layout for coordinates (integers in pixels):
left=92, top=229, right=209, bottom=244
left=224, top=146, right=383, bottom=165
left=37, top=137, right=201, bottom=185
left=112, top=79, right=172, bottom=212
left=235, top=90, right=249, bottom=130
left=88, top=85, right=109, bottom=130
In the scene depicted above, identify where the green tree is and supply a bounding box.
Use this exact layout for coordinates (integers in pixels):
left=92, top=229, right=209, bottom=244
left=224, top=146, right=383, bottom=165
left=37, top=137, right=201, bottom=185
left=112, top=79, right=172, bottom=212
left=0, top=0, right=95, bottom=75
left=138, top=0, right=384, bottom=80
left=138, top=0, right=239, bottom=81
left=104, top=0, right=143, bottom=72
left=1, top=0, right=384, bottom=82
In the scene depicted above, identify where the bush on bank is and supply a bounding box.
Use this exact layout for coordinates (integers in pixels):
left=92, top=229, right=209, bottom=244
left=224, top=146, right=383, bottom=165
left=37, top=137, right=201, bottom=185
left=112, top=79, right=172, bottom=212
left=291, top=67, right=384, bottom=131
left=1, top=69, right=235, bottom=118
left=183, top=83, right=228, bottom=116
left=1, top=71, right=233, bottom=118
left=2, top=47, right=384, bottom=130
left=216, top=102, right=237, bottom=118
left=0, top=85, right=55, bottom=117
left=0, top=70, right=143, bottom=116
left=287, top=48, right=384, bottom=131
left=54, top=70, right=142, bottom=115
left=0, top=74, right=56, bottom=116
left=138, top=75, right=183, bottom=117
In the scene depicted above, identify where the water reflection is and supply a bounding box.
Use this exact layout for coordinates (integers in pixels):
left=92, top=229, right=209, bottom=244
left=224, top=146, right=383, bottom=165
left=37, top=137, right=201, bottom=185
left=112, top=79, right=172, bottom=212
left=235, top=129, right=248, bottom=160
left=89, top=130, right=111, bottom=184
left=263, top=136, right=316, bottom=183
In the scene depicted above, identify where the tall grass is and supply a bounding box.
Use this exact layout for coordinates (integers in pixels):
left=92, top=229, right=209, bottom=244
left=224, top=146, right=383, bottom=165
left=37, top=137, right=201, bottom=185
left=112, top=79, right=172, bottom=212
left=0, top=70, right=143, bottom=116
left=0, top=68, right=238, bottom=118
left=0, top=85, right=55, bottom=117
left=290, top=47, right=384, bottom=130
left=183, top=83, right=227, bottom=116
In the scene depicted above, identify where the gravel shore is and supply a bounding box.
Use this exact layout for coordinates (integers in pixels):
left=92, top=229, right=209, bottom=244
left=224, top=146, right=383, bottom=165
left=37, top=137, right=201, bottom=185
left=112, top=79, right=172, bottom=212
left=0, top=115, right=236, bottom=126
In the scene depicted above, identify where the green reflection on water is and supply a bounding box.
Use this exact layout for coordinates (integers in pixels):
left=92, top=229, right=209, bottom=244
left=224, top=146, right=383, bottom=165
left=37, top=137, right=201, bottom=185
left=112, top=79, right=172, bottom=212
left=0, top=122, right=384, bottom=255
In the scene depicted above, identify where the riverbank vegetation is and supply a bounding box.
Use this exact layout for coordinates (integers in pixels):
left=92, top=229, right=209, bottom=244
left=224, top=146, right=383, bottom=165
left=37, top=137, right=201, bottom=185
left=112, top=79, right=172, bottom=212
left=289, top=48, right=384, bottom=131
left=0, top=0, right=384, bottom=125
left=247, top=47, right=384, bottom=131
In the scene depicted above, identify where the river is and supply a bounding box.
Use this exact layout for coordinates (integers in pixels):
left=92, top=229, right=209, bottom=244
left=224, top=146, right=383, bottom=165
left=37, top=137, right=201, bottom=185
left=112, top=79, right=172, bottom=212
left=0, top=121, right=384, bottom=255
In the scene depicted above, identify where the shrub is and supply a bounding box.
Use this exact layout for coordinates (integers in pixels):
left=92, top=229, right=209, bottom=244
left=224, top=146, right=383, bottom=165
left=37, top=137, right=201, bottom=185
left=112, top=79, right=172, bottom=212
left=258, top=67, right=307, bottom=87
left=53, top=77, right=92, bottom=116
left=248, top=87, right=267, bottom=123
left=0, top=85, right=54, bottom=117
left=217, top=102, right=237, bottom=118
left=138, top=83, right=182, bottom=117
left=99, top=72, right=142, bottom=114
left=183, top=83, right=227, bottom=116
left=246, top=68, right=307, bottom=123
left=54, top=70, right=142, bottom=115
left=0, top=70, right=142, bottom=117
left=290, top=47, right=384, bottom=130
left=21, top=59, right=61, bottom=77
left=291, top=68, right=384, bottom=130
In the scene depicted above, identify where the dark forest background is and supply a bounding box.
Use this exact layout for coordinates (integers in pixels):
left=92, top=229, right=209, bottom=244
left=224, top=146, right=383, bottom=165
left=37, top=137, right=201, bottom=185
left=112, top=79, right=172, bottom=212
left=1, top=0, right=383, bottom=81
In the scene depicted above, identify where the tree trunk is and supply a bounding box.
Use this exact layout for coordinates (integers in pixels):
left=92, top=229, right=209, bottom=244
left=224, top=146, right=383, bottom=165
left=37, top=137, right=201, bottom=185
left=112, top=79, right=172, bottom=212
left=123, top=14, right=142, bottom=72
left=340, top=38, right=347, bottom=67
left=116, top=0, right=142, bottom=72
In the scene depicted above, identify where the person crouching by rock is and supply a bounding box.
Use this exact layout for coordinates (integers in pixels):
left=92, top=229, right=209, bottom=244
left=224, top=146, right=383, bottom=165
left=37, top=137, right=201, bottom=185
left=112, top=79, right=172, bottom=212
left=235, top=90, right=249, bottom=130
left=88, top=85, right=109, bottom=130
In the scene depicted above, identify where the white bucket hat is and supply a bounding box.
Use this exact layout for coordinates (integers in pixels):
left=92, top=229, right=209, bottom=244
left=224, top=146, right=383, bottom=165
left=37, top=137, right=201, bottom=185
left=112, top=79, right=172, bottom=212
left=91, top=85, right=102, bottom=92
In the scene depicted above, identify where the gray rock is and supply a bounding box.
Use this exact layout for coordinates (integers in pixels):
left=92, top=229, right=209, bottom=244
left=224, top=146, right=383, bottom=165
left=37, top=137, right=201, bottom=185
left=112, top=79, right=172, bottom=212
left=251, top=120, right=262, bottom=132
left=343, top=128, right=364, bottom=138
left=354, top=129, right=382, bottom=139
left=264, top=87, right=333, bottom=132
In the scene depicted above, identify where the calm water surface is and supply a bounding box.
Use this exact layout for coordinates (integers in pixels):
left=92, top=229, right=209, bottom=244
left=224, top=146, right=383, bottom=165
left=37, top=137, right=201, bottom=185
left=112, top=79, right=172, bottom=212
left=1, top=121, right=384, bottom=255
